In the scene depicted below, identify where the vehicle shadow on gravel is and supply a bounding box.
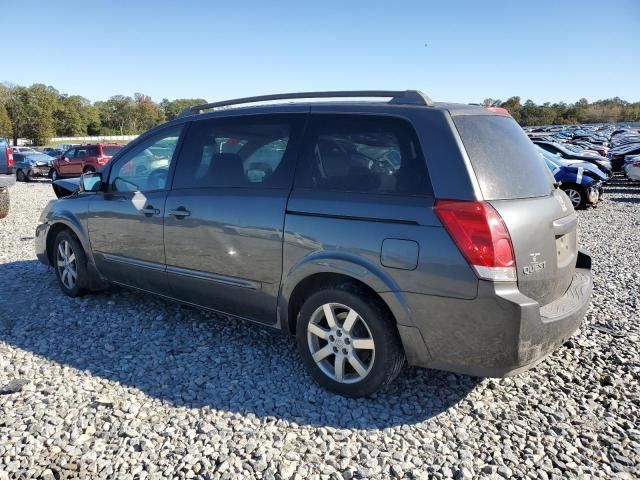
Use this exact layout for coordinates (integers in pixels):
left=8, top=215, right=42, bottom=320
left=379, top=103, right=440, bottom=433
left=0, top=260, right=479, bottom=428
left=608, top=196, right=640, bottom=204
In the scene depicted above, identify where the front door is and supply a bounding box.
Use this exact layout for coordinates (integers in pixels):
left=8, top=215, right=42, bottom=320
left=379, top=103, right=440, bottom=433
left=163, top=113, right=305, bottom=323
left=88, top=125, right=184, bottom=293
left=58, top=148, right=79, bottom=176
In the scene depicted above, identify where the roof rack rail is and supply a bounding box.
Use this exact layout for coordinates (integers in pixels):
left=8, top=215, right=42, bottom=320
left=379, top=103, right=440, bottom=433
left=179, top=90, right=433, bottom=117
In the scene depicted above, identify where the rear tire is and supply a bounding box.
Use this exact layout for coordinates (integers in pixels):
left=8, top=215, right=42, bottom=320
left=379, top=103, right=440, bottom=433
left=0, top=188, right=9, bottom=219
left=296, top=286, right=405, bottom=397
left=83, top=166, right=95, bottom=174
left=53, top=230, right=89, bottom=297
left=562, top=185, right=587, bottom=209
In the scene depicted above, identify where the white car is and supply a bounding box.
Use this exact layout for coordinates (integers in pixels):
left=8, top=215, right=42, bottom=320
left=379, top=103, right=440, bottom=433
left=12, top=147, right=38, bottom=154
left=624, top=155, right=640, bottom=181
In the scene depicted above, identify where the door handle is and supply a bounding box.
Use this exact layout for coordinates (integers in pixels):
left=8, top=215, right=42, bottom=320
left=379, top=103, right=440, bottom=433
left=140, top=206, right=160, bottom=217
left=167, top=207, right=191, bottom=218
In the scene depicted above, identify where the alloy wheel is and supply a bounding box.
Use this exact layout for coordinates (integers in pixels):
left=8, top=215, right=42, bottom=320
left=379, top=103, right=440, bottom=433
left=56, top=240, right=77, bottom=290
left=565, top=188, right=582, bottom=207
left=307, top=303, right=375, bottom=384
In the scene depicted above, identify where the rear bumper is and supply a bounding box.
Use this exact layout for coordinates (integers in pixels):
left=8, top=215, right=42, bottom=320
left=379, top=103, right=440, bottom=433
left=394, top=250, right=593, bottom=377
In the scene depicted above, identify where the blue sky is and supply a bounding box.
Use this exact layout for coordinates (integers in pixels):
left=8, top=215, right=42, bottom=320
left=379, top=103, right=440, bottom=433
left=3, top=0, right=638, bottom=104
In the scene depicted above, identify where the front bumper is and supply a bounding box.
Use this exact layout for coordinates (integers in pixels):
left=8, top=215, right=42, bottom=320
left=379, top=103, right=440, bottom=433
left=35, top=222, right=51, bottom=265
left=588, top=183, right=601, bottom=204
left=395, top=250, right=593, bottom=377
left=28, top=166, right=52, bottom=177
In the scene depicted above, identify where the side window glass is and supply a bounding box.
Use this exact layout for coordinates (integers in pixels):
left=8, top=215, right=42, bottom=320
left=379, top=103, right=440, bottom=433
left=109, top=126, right=182, bottom=193
left=65, top=149, right=76, bottom=159
left=76, top=148, right=87, bottom=158
left=88, top=146, right=99, bottom=156
left=296, top=115, right=432, bottom=195
left=173, top=115, right=299, bottom=189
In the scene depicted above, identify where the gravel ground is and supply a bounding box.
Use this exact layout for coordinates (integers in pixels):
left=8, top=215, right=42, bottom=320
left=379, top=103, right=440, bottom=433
left=0, top=179, right=639, bottom=480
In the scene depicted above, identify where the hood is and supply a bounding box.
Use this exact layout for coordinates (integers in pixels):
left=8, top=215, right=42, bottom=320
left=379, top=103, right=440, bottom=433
left=53, top=177, right=81, bottom=197
left=566, top=162, right=607, bottom=180
left=23, top=154, right=54, bottom=165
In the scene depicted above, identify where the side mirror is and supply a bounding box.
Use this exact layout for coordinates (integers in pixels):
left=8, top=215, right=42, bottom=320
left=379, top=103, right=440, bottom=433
left=80, top=172, right=103, bottom=192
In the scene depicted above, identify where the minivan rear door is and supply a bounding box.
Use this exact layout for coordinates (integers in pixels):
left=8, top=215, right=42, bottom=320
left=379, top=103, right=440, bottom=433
left=453, top=114, right=577, bottom=306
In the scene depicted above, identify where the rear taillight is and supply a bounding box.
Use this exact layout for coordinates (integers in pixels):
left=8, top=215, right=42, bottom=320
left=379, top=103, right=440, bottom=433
left=633, top=161, right=640, bottom=168
left=97, top=156, right=110, bottom=165
left=6, top=147, right=13, bottom=167
left=434, top=200, right=516, bottom=282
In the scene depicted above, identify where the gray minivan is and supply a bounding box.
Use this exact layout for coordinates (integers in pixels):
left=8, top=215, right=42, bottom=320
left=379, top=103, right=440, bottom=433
left=36, top=91, right=592, bottom=397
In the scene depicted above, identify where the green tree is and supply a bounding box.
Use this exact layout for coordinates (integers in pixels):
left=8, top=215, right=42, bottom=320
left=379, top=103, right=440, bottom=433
left=101, top=95, right=135, bottom=134
left=132, top=93, right=165, bottom=132
left=84, top=104, right=102, bottom=135
left=5, top=86, right=31, bottom=144
left=160, top=98, right=207, bottom=121
left=54, top=95, right=86, bottom=136
left=0, top=103, right=13, bottom=138
left=500, top=96, right=522, bottom=123
left=23, top=84, right=58, bottom=144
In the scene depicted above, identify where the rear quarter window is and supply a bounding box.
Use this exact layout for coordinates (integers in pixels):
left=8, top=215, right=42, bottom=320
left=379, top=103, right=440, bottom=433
left=102, top=146, right=122, bottom=156
left=454, top=115, right=553, bottom=200
left=295, top=115, right=432, bottom=196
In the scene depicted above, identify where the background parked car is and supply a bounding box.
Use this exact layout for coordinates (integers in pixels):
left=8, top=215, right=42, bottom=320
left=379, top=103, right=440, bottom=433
left=14, top=152, right=55, bottom=182
left=43, top=147, right=64, bottom=158
left=0, top=137, right=15, bottom=218
left=538, top=147, right=603, bottom=209
left=51, top=144, right=122, bottom=180
left=623, top=155, right=640, bottom=181
left=12, top=146, right=39, bottom=154
left=534, top=140, right=612, bottom=177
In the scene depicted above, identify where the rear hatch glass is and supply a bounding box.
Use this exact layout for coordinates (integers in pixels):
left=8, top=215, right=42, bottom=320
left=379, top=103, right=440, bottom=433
left=453, top=115, right=553, bottom=200
left=102, top=146, right=122, bottom=156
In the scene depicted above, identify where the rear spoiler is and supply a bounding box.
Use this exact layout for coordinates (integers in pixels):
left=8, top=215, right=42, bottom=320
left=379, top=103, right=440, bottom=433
left=484, top=106, right=512, bottom=116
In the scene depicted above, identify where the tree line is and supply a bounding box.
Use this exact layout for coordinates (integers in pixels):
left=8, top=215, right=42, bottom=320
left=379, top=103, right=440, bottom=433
left=0, top=83, right=638, bottom=145
left=0, top=83, right=205, bottom=145
left=483, top=96, right=640, bottom=126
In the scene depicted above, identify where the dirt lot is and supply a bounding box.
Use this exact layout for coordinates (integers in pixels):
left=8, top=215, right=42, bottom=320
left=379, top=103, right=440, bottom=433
left=0, top=179, right=639, bottom=479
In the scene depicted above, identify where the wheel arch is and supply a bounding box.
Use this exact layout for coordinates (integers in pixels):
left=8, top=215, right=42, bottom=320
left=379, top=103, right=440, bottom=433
left=279, top=254, right=411, bottom=335
left=45, top=216, right=93, bottom=267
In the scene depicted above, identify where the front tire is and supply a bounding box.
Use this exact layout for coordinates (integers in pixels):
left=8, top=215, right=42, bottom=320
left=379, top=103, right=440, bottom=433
left=16, top=169, right=28, bottom=182
left=51, top=169, right=59, bottom=181
left=53, top=230, right=89, bottom=297
left=296, top=287, right=405, bottom=397
left=562, top=185, right=587, bottom=209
